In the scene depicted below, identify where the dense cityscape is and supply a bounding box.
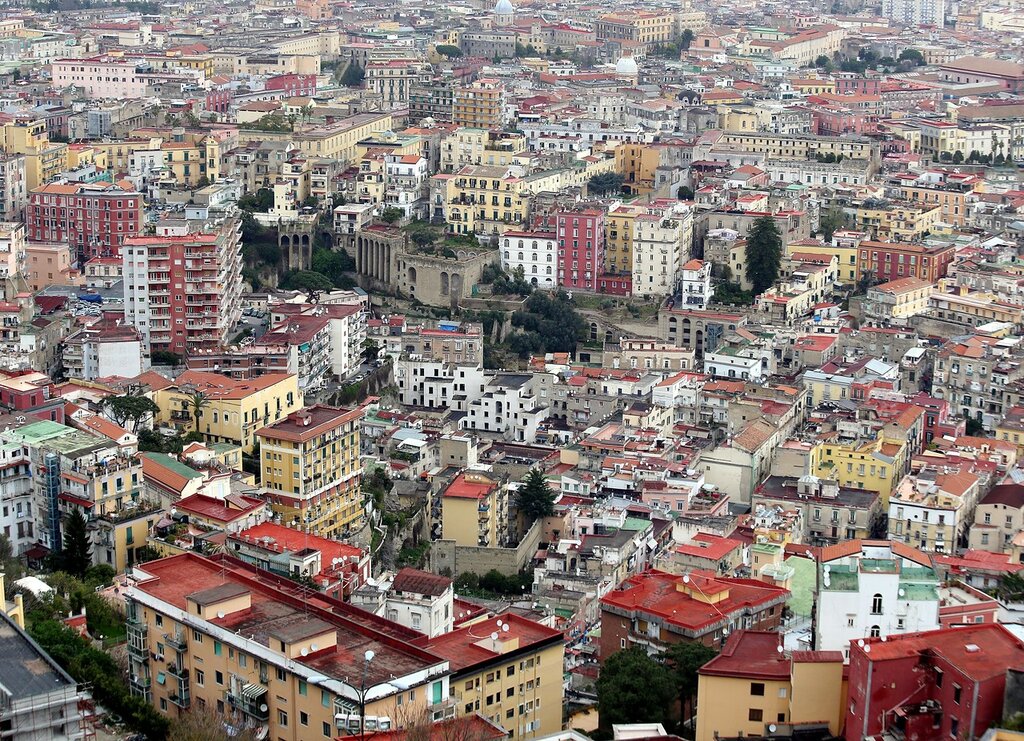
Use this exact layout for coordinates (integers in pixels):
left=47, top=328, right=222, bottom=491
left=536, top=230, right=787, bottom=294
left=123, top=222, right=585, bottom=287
left=1, top=0, right=1024, bottom=740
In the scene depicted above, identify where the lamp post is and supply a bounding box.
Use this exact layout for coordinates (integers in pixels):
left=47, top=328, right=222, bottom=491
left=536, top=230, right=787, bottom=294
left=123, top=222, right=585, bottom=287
left=359, top=649, right=374, bottom=741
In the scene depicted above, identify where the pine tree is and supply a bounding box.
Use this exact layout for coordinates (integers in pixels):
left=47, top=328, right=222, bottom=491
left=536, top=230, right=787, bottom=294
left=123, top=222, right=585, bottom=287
left=340, top=62, right=364, bottom=87
left=62, top=509, right=91, bottom=578
left=517, top=469, right=555, bottom=522
left=745, top=215, right=783, bottom=295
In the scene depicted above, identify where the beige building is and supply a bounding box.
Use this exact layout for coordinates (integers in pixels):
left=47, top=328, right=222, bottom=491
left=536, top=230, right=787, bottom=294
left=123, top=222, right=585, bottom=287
left=968, top=483, right=1024, bottom=554
left=440, top=470, right=507, bottom=548
left=888, top=468, right=980, bottom=553
left=25, top=241, right=77, bottom=290
left=863, top=277, right=933, bottom=325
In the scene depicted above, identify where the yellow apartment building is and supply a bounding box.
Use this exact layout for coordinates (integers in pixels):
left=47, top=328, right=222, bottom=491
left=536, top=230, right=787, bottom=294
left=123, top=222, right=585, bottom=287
left=718, top=132, right=876, bottom=162
left=95, top=502, right=165, bottom=572
left=811, top=433, right=908, bottom=503
left=412, top=612, right=565, bottom=739
left=438, top=165, right=529, bottom=235
left=595, top=11, right=675, bottom=48
left=89, top=139, right=162, bottom=174
left=853, top=201, right=942, bottom=242
left=615, top=143, right=661, bottom=196
left=441, top=470, right=507, bottom=548
left=892, top=180, right=977, bottom=227
left=453, top=79, right=506, bottom=130
left=256, top=405, right=365, bottom=538
left=239, top=112, right=394, bottom=166
left=439, top=129, right=526, bottom=172
left=66, top=144, right=108, bottom=171
left=125, top=553, right=454, bottom=740
left=697, top=630, right=845, bottom=741
left=0, top=118, right=67, bottom=191
left=161, top=133, right=224, bottom=186
left=155, top=370, right=301, bottom=452
left=786, top=240, right=859, bottom=285
left=604, top=202, right=644, bottom=275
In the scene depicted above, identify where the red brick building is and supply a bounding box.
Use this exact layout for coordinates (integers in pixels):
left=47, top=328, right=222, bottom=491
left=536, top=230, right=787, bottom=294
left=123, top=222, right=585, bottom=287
left=556, top=206, right=605, bottom=292
left=845, top=623, right=1024, bottom=740
left=599, top=569, right=789, bottom=658
left=27, top=179, right=143, bottom=264
left=266, top=73, right=317, bottom=97
left=857, top=240, right=955, bottom=283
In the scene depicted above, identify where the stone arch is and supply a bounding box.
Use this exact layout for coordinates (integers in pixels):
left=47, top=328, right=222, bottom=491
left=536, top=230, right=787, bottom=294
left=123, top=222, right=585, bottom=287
left=450, top=273, right=463, bottom=302
left=408, top=266, right=417, bottom=292
left=590, top=322, right=599, bottom=341
left=440, top=271, right=450, bottom=296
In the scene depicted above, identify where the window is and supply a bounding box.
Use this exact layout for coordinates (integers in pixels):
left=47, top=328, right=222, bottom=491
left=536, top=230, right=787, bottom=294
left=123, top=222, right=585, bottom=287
left=950, top=718, right=959, bottom=737
left=750, top=683, right=765, bottom=696
left=935, top=668, right=943, bottom=687
left=870, top=625, right=881, bottom=638
left=323, top=722, right=332, bottom=737
left=871, top=593, right=883, bottom=615
left=299, top=680, right=307, bottom=696
left=749, top=709, right=763, bottom=722
left=953, top=685, right=961, bottom=704
left=278, top=710, right=288, bottom=727
left=300, top=711, right=309, bottom=726
left=195, top=669, right=204, bottom=686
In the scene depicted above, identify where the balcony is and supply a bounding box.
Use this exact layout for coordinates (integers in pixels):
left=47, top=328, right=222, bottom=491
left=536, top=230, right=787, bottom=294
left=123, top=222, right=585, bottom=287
left=227, top=687, right=270, bottom=721
left=169, top=687, right=191, bottom=709
left=167, top=661, right=189, bottom=679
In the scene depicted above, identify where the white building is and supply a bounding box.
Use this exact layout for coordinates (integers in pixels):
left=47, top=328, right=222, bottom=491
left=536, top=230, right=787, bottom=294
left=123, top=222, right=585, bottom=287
left=631, top=203, right=692, bottom=299
left=500, top=230, right=558, bottom=289
left=62, top=311, right=146, bottom=381
left=0, top=221, right=25, bottom=280
left=384, top=154, right=429, bottom=220
left=463, top=372, right=553, bottom=442
left=678, top=258, right=712, bottom=310
left=703, top=337, right=773, bottom=382
left=651, top=370, right=706, bottom=424
left=881, top=0, right=944, bottom=27
left=0, top=440, right=34, bottom=555
left=814, top=540, right=941, bottom=660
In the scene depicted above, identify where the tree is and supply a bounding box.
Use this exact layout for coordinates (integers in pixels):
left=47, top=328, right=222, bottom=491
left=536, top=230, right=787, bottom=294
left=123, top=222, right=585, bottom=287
left=61, top=509, right=91, bottom=578
left=379, top=207, right=403, bottom=224
left=596, top=647, right=677, bottom=728
left=195, top=174, right=211, bottom=188
left=280, top=270, right=335, bottom=293
left=745, top=215, right=783, bottom=294
left=588, top=172, right=625, bottom=196
left=237, top=188, right=274, bottom=213
left=818, top=207, right=847, bottom=242
left=952, top=150, right=964, bottom=164
left=664, top=641, right=717, bottom=723
left=186, top=390, right=210, bottom=434
left=103, top=388, right=160, bottom=433
left=965, top=416, right=986, bottom=437
left=814, top=54, right=834, bottom=72
left=997, top=571, right=1024, bottom=602
left=517, top=469, right=555, bottom=522
left=897, top=48, right=925, bottom=66
left=340, top=61, right=364, bottom=87
left=436, top=44, right=463, bottom=58
left=0, top=535, right=24, bottom=587
left=677, top=185, right=694, bottom=200
left=170, top=704, right=261, bottom=741
left=680, top=28, right=695, bottom=49
left=509, top=291, right=585, bottom=355
left=411, top=230, right=435, bottom=249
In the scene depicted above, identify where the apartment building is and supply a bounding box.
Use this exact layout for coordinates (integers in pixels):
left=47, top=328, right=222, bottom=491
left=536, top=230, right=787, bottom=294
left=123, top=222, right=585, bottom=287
left=500, top=231, right=558, bottom=290
left=411, top=612, right=564, bottom=739
left=63, top=311, right=146, bottom=381
left=968, top=483, right=1024, bottom=553
left=0, top=437, right=33, bottom=555
left=888, top=468, right=980, bottom=553
left=933, top=334, right=1024, bottom=430
left=464, top=372, right=553, bottom=443
left=556, top=206, right=605, bottom=292
left=595, top=11, right=675, bottom=49
left=754, top=475, right=882, bottom=546
left=810, top=433, right=908, bottom=503
left=440, top=129, right=524, bottom=173
left=600, top=569, right=789, bottom=655
left=0, top=154, right=26, bottom=222
left=374, top=318, right=483, bottom=367
left=27, top=179, right=142, bottom=263
left=696, top=631, right=845, bottom=741
left=862, top=277, right=933, bottom=325
left=888, top=172, right=979, bottom=227
left=256, top=405, right=364, bottom=538
left=125, top=553, right=453, bottom=740
left=0, top=117, right=68, bottom=192
left=851, top=238, right=954, bottom=284
left=364, top=60, right=432, bottom=108
left=632, top=203, right=692, bottom=299
left=603, top=202, right=642, bottom=277
left=122, top=218, right=243, bottom=354
left=814, top=540, right=940, bottom=659
left=453, top=79, right=506, bottom=129
left=433, top=165, right=530, bottom=236
left=154, top=370, right=301, bottom=452
left=441, top=470, right=508, bottom=548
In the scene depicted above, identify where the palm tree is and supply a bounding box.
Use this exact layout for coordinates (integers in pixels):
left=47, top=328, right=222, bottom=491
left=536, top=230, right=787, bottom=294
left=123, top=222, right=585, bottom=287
left=186, top=390, right=210, bottom=434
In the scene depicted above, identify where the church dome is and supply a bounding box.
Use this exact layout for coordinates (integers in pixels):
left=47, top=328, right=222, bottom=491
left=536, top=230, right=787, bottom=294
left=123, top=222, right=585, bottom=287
left=615, top=55, right=638, bottom=76
left=494, top=0, right=514, bottom=14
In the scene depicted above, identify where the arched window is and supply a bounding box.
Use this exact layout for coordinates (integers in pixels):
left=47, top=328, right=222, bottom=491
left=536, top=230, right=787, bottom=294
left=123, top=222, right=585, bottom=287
left=546, top=266, right=552, bottom=274
left=504, top=251, right=510, bottom=260
left=532, top=241, right=538, bottom=248
left=518, top=252, right=524, bottom=260
left=531, top=265, right=537, bottom=273
left=531, top=253, right=537, bottom=262
left=547, top=253, right=553, bottom=262
left=518, top=240, right=524, bottom=248
left=871, top=593, right=883, bottom=615
left=869, top=625, right=881, bottom=638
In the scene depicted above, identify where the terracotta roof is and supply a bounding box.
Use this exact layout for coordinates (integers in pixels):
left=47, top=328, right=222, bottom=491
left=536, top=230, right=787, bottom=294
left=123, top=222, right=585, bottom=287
left=392, top=567, right=452, bottom=597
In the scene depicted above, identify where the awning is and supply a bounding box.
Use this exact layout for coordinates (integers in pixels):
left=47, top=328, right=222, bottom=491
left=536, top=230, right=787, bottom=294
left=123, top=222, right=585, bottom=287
left=241, top=683, right=266, bottom=700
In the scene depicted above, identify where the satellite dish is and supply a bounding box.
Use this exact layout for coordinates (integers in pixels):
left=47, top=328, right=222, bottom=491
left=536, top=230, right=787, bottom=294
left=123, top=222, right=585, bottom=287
left=880, top=636, right=887, bottom=642
left=898, top=588, right=906, bottom=597
left=490, top=632, right=498, bottom=641
left=503, top=624, right=510, bottom=633
left=682, top=574, right=690, bottom=584
left=311, top=643, right=318, bottom=651
left=776, top=645, right=783, bottom=654
left=301, top=648, right=309, bottom=656
left=857, top=639, right=865, bottom=647
left=260, top=704, right=268, bottom=712
left=217, top=611, right=225, bottom=619
left=496, top=620, right=502, bottom=627
left=768, top=725, right=777, bottom=733
left=864, top=645, right=871, bottom=653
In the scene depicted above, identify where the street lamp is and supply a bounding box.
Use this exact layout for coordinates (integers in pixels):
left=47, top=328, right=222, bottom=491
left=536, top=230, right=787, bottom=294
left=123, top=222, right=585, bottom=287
left=359, top=649, right=375, bottom=741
